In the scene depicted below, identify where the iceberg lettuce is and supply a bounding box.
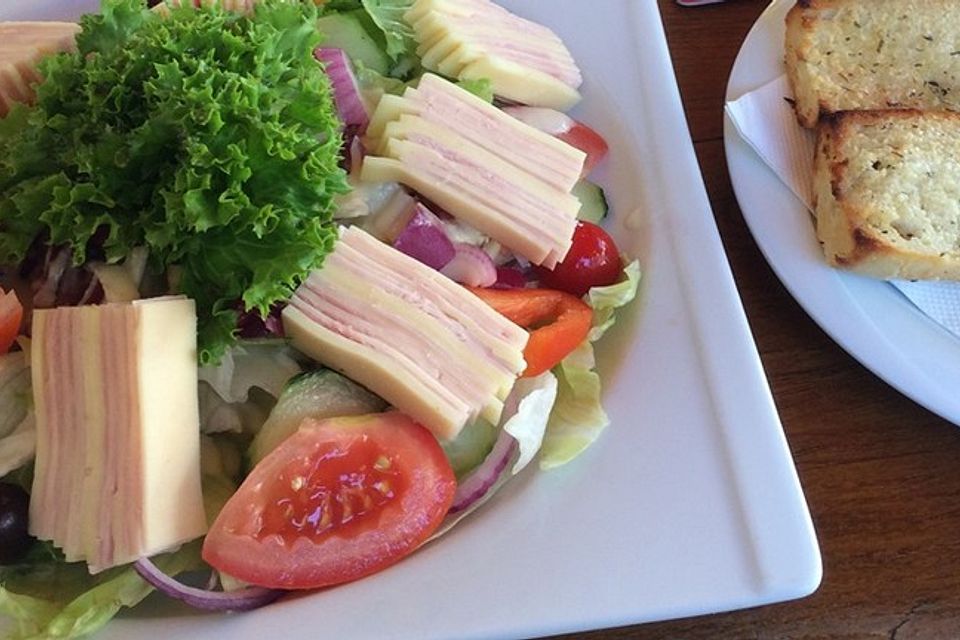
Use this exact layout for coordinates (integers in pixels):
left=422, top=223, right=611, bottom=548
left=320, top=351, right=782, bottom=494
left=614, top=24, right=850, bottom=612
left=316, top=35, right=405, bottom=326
left=540, top=260, right=641, bottom=468
left=0, top=352, right=34, bottom=477
left=503, top=372, right=558, bottom=473
left=0, top=543, right=202, bottom=640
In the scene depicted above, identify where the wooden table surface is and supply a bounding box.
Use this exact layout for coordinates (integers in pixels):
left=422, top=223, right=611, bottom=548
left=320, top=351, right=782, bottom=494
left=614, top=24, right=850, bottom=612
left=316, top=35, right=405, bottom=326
left=555, top=1, right=960, bottom=638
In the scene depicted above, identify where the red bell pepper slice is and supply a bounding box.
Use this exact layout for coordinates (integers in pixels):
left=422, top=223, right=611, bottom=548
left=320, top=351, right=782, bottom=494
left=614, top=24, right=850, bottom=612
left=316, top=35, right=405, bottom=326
left=470, top=287, right=592, bottom=377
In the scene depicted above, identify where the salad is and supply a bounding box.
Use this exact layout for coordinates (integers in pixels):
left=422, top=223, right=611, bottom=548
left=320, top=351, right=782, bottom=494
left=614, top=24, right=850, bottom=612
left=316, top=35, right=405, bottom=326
left=0, top=0, right=640, bottom=637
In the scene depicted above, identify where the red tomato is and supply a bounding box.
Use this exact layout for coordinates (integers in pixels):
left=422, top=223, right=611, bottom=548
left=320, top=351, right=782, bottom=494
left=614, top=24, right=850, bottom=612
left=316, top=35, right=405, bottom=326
left=557, top=121, right=609, bottom=176
left=0, top=289, right=23, bottom=354
left=202, top=412, right=456, bottom=590
left=535, top=222, right=623, bottom=297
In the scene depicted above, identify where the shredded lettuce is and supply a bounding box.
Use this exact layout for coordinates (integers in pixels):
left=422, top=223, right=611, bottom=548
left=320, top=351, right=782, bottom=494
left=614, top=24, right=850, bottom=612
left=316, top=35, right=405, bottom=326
left=540, top=341, right=606, bottom=469
left=0, top=590, right=58, bottom=640
left=0, top=543, right=202, bottom=640
left=0, top=352, right=34, bottom=477
left=355, top=61, right=410, bottom=109
left=0, top=420, right=35, bottom=480
left=503, top=372, right=558, bottom=473
left=540, top=260, right=642, bottom=468
left=427, top=373, right=558, bottom=541
left=200, top=434, right=242, bottom=523
left=457, top=78, right=495, bottom=103
left=0, top=0, right=349, bottom=363
left=588, top=259, right=641, bottom=341
left=359, top=0, right=417, bottom=60
left=198, top=339, right=302, bottom=404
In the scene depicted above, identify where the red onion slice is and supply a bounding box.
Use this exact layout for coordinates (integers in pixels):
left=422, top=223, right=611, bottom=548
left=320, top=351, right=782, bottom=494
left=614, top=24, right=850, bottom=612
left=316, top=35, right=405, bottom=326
left=440, top=243, right=497, bottom=287
left=492, top=265, right=527, bottom=289
left=449, top=428, right=518, bottom=514
left=134, top=557, right=284, bottom=612
left=315, top=47, right=369, bottom=130
left=393, top=203, right=456, bottom=270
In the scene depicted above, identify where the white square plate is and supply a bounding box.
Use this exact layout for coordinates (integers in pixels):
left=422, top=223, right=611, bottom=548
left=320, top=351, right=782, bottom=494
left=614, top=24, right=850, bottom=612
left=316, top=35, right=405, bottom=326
left=1, top=2, right=820, bottom=638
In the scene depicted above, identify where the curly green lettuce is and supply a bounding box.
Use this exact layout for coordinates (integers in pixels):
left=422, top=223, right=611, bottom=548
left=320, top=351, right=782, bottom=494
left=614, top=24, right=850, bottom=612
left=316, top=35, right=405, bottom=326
left=0, top=0, right=349, bottom=363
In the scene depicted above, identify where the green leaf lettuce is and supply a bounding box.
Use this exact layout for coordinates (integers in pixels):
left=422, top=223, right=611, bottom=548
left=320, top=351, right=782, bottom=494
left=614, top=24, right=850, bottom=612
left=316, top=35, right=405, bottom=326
left=359, top=0, right=418, bottom=60
left=0, top=542, right=202, bottom=640
left=0, top=0, right=349, bottom=363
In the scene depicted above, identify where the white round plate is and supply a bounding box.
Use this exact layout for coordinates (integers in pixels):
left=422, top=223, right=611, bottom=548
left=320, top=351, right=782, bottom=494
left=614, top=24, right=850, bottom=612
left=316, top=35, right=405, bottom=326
left=725, top=0, right=960, bottom=425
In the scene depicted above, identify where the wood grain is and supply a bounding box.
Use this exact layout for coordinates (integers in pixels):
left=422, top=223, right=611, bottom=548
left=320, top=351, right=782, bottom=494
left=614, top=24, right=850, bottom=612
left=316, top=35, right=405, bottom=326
left=549, top=2, right=960, bottom=638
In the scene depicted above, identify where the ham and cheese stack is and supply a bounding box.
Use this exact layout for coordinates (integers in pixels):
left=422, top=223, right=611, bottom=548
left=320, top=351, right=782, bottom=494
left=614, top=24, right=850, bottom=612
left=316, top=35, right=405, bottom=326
left=0, top=22, right=80, bottom=117
left=29, top=297, right=207, bottom=573
left=362, top=74, right=584, bottom=269
left=405, top=0, right=582, bottom=109
left=282, top=226, right=529, bottom=441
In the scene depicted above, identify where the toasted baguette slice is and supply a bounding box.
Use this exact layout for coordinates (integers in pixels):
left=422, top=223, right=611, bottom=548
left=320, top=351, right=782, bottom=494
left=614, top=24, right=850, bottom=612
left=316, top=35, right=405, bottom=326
left=785, top=0, right=960, bottom=128
left=813, top=109, right=960, bottom=280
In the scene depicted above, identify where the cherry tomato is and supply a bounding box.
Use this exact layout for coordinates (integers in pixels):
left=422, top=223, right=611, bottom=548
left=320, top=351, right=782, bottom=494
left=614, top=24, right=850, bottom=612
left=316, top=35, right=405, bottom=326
left=469, top=287, right=592, bottom=377
left=202, top=412, right=456, bottom=590
left=0, top=289, right=23, bottom=355
left=557, top=122, right=609, bottom=176
left=535, top=222, right=623, bottom=297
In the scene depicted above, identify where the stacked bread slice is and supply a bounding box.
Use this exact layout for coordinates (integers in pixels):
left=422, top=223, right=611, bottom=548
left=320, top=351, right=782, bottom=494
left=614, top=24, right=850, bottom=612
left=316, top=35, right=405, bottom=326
left=785, top=0, right=960, bottom=279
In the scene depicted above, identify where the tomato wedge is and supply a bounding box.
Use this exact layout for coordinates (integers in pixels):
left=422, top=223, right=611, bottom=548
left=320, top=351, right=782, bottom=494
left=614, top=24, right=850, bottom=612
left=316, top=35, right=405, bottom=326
left=0, top=289, right=23, bottom=355
left=470, top=287, right=592, bottom=377
left=202, top=412, right=456, bottom=590
left=501, top=106, right=608, bottom=176
left=557, top=121, right=609, bottom=177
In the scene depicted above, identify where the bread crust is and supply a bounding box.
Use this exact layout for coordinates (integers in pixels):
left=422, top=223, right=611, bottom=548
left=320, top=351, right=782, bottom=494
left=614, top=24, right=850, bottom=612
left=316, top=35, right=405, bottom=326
left=814, top=109, right=960, bottom=280
left=784, top=3, right=821, bottom=128
left=785, top=0, right=960, bottom=128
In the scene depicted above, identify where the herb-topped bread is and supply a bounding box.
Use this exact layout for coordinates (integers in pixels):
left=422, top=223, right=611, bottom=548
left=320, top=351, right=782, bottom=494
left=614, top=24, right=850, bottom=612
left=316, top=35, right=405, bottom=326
left=813, top=109, right=960, bottom=279
left=785, top=0, right=960, bottom=128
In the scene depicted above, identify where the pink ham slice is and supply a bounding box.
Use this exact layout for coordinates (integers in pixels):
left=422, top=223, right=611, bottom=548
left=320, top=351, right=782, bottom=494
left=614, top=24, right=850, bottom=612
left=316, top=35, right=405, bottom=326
left=282, top=226, right=528, bottom=441
left=29, top=297, right=206, bottom=573
left=367, top=73, right=585, bottom=192
left=408, top=0, right=581, bottom=89
left=362, top=75, right=582, bottom=269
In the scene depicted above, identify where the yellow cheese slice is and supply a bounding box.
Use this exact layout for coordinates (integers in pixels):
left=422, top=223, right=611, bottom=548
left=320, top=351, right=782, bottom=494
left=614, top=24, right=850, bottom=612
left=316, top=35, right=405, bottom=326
left=134, top=297, right=207, bottom=563
left=284, top=226, right=527, bottom=440
left=363, top=135, right=578, bottom=267
left=405, top=0, right=582, bottom=109
left=409, top=74, right=585, bottom=190
left=29, top=297, right=206, bottom=573
left=459, top=56, right=582, bottom=111
left=366, top=81, right=585, bottom=193
left=284, top=306, right=472, bottom=440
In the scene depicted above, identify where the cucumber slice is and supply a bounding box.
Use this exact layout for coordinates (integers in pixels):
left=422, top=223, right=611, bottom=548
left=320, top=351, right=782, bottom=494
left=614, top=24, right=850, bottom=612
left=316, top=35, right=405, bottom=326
left=316, top=11, right=391, bottom=75
left=247, top=369, right=387, bottom=467
left=441, top=419, right=499, bottom=479
left=572, top=179, right=608, bottom=223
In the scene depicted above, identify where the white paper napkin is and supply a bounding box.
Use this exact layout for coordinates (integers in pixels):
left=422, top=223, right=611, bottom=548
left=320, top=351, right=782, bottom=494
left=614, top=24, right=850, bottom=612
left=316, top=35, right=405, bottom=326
left=725, top=75, right=960, bottom=340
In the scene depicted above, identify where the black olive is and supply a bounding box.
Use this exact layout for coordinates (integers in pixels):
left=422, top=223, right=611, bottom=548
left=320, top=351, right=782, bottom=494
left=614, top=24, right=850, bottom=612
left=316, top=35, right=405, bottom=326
left=0, top=482, right=32, bottom=564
